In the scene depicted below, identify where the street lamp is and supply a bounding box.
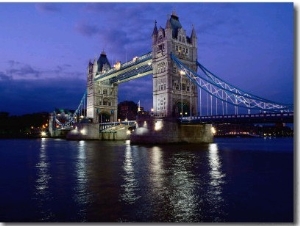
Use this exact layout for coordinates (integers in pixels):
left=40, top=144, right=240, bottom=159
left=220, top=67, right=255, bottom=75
left=180, top=70, right=185, bottom=120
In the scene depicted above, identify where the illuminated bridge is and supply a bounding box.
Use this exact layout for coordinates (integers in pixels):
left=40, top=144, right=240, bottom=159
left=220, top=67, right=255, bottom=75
left=49, top=12, right=293, bottom=140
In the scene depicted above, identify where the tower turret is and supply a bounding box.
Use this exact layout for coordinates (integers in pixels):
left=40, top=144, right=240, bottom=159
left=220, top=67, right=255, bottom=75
left=93, top=58, right=98, bottom=74
left=97, top=51, right=111, bottom=73
left=191, top=25, right=197, bottom=47
left=152, top=20, right=158, bottom=44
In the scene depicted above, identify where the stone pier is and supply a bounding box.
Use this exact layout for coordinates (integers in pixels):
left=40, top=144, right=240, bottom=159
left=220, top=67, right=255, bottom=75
left=130, top=116, right=213, bottom=144
left=66, top=122, right=131, bottom=140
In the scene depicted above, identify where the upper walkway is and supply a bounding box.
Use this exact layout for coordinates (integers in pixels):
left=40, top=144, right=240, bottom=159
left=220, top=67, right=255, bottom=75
left=94, top=52, right=152, bottom=84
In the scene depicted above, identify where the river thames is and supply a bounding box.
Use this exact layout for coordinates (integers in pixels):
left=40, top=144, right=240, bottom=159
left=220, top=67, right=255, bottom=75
left=0, top=137, right=294, bottom=222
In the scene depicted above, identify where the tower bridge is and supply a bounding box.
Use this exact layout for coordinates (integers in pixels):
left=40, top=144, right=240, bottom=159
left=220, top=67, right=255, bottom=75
left=49, top=12, right=293, bottom=142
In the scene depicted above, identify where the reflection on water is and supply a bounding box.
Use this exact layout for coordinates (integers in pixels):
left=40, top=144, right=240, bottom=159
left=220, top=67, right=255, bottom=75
left=34, top=138, right=54, bottom=221
left=149, top=146, right=163, bottom=190
left=120, top=142, right=141, bottom=204
left=1, top=138, right=292, bottom=222
left=207, top=143, right=226, bottom=221
left=74, top=140, right=88, bottom=220
left=118, top=143, right=228, bottom=222
left=167, top=151, right=199, bottom=222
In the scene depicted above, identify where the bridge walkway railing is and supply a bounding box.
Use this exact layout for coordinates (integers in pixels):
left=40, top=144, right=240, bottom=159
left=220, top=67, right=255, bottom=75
left=99, top=121, right=136, bottom=132
left=180, top=112, right=294, bottom=124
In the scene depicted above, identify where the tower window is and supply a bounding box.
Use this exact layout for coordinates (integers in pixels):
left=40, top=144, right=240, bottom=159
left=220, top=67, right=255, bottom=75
left=173, top=66, right=177, bottom=73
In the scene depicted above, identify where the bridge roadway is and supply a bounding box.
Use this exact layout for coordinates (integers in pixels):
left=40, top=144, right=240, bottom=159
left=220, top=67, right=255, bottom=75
left=98, top=112, right=293, bottom=133
left=180, top=112, right=294, bottom=124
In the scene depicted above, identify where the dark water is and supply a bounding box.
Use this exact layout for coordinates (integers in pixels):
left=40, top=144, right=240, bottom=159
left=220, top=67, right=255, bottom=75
left=0, top=137, right=294, bottom=222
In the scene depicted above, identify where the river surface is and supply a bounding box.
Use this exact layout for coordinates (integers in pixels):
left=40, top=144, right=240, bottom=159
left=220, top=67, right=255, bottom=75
left=0, top=137, right=294, bottom=222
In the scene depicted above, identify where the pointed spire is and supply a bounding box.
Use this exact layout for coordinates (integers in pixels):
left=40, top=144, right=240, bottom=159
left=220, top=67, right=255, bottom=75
left=191, top=24, right=197, bottom=39
left=152, top=20, right=158, bottom=36
left=166, top=16, right=172, bottom=29
left=101, top=49, right=106, bottom=56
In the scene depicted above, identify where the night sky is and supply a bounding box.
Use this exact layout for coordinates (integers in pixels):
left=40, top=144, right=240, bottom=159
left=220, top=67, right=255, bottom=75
left=0, top=2, right=294, bottom=115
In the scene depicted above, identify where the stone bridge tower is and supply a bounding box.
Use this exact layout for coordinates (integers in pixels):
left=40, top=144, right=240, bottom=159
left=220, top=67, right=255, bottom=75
left=152, top=12, right=198, bottom=118
left=86, top=51, right=118, bottom=123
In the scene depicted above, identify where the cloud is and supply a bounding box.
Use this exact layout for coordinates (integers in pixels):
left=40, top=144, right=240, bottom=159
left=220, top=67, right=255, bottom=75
left=84, top=2, right=116, bottom=13
left=0, top=77, right=86, bottom=115
left=7, top=60, right=21, bottom=68
left=3, top=60, right=84, bottom=80
left=35, top=3, right=61, bottom=13
left=6, top=64, right=41, bottom=78
left=0, top=72, right=12, bottom=81
left=75, top=22, right=100, bottom=37
left=0, top=58, right=88, bottom=115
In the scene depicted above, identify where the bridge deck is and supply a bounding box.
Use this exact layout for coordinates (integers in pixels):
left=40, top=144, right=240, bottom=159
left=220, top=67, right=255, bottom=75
left=180, top=112, right=294, bottom=124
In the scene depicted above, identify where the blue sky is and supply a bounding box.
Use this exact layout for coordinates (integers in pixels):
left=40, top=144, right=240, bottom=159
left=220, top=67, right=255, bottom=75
left=0, top=2, right=294, bottom=115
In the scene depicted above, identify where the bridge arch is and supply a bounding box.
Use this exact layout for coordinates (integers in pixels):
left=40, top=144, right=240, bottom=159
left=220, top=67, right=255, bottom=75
left=173, top=100, right=191, bottom=117
left=98, top=110, right=111, bottom=123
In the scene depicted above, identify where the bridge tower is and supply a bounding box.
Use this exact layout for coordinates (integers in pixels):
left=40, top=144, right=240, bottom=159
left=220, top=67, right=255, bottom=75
left=86, top=51, right=118, bottom=123
left=152, top=12, right=198, bottom=118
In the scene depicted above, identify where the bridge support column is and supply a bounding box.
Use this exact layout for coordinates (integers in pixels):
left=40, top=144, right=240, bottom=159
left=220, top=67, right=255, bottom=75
left=130, top=116, right=213, bottom=144
left=179, top=124, right=213, bottom=143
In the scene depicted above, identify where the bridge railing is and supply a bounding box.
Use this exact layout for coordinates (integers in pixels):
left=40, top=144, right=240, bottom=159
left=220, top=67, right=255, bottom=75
left=99, top=121, right=136, bottom=132
left=180, top=112, right=294, bottom=123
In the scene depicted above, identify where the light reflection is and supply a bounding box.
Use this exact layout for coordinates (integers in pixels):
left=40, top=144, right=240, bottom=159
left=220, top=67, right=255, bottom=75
left=120, top=144, right=141, bottom=204
left=207, top=143, right=226, bottom=220
left=74, top=140, right=88, bottom=220
left=168, top=152, right=198, bottom=222
left=35, top=138, right=54, bottom=220
left=75, top=141, right=87, bottom=198
left=149, top=146, right=163, bottom=189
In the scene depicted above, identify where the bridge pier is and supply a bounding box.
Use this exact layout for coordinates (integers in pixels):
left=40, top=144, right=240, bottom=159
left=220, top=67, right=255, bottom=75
left=130, top=116, right=213, bottom=144
left=66, top=123, right=100, bottom=140
left=66, top=122, right=132, bottom=140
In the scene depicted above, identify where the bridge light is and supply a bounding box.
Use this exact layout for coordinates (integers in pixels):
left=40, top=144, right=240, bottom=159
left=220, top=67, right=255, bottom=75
left=180, top=70, right=185, bottom=76
left=80, top=128, right=87, bottom=135
left=211, top=126, right=216, bottom=135
left=41, top=131, right=47, bottom=137
left=154, top=120, right=163, bottom=131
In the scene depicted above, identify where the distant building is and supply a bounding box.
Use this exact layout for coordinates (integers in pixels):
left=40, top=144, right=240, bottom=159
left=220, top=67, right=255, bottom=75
left=117, top=101, right=138, bottom=121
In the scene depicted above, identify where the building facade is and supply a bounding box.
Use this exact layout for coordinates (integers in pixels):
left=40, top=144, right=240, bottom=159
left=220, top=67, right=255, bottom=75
left=152, top=12, right=198, bottom=117
left=86, top=51, right=118, bottom=123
